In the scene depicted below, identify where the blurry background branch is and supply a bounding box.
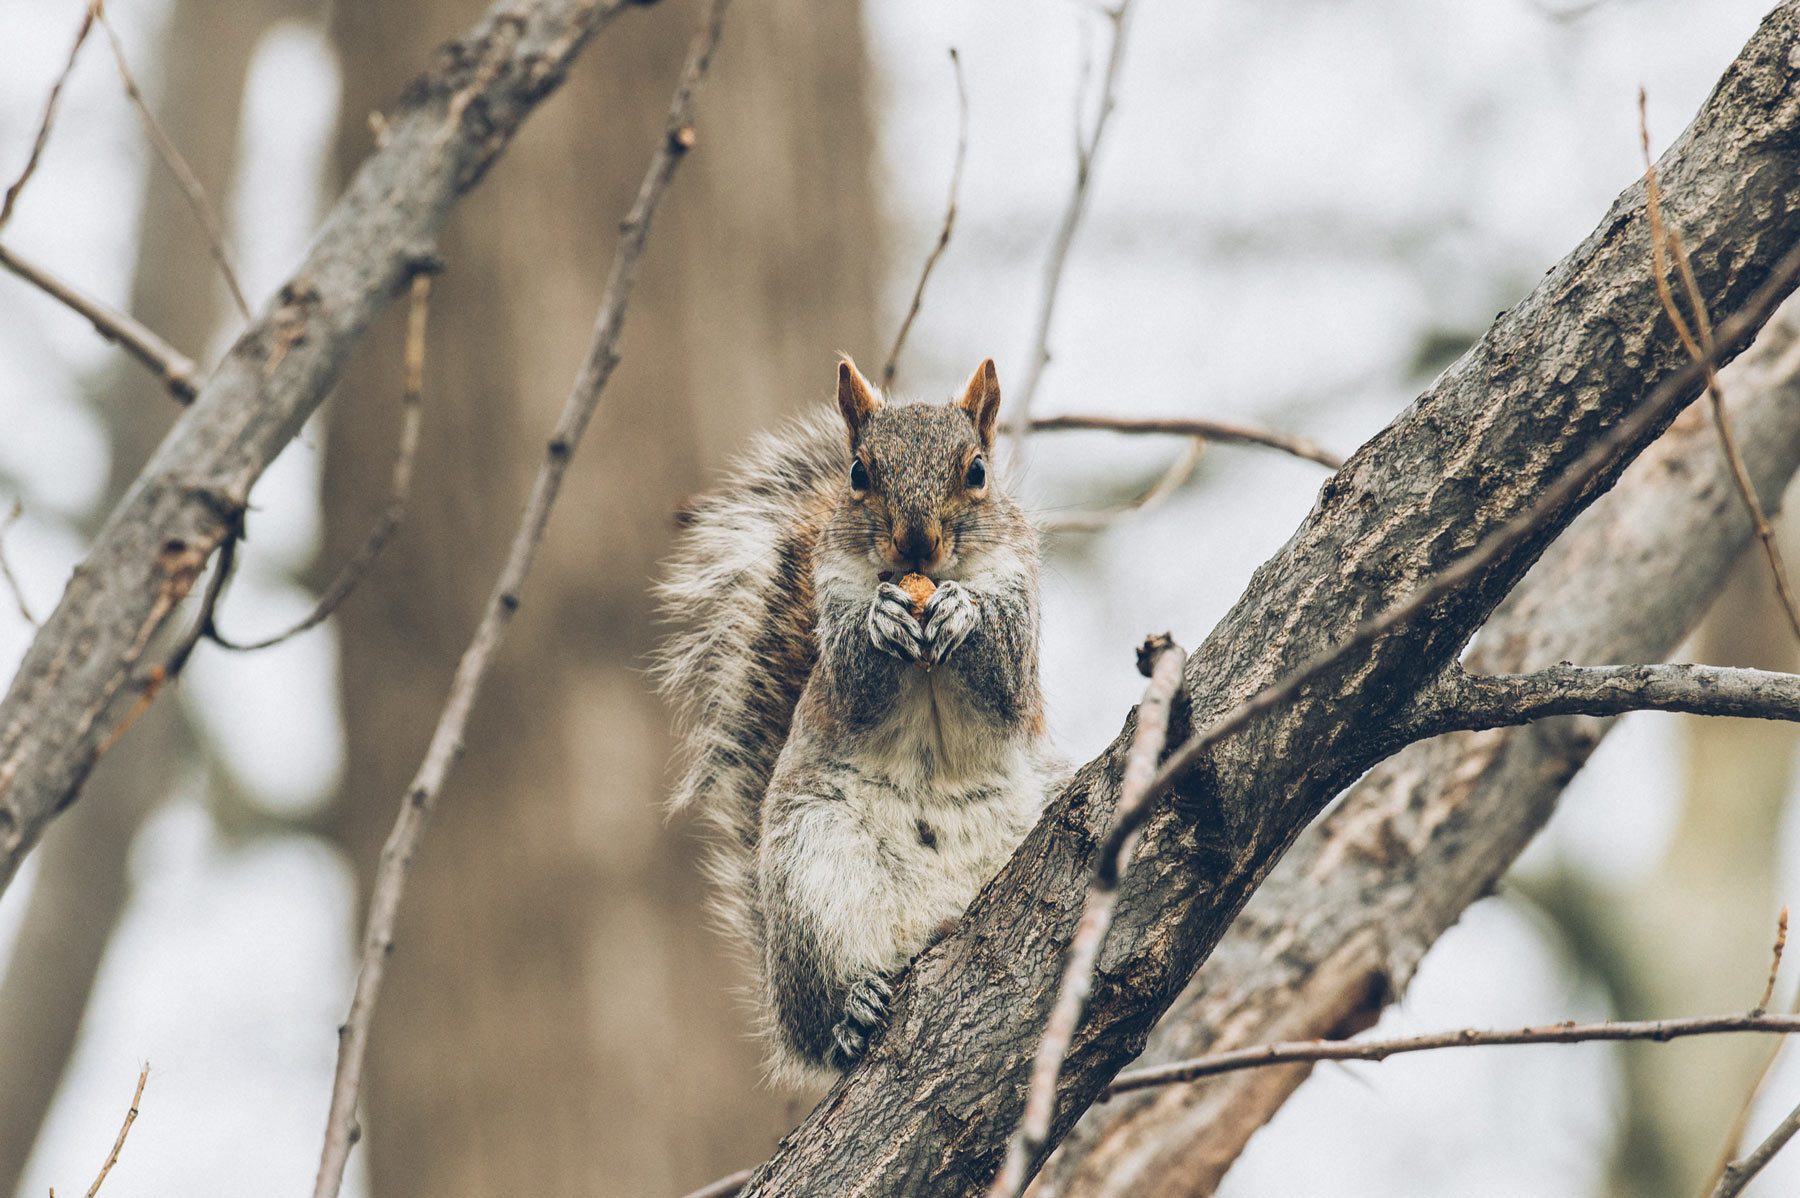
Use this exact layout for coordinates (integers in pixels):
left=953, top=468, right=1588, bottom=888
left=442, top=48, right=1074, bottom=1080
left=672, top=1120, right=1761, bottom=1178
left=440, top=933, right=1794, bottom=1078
left=0, top=0, right=646, bottom=897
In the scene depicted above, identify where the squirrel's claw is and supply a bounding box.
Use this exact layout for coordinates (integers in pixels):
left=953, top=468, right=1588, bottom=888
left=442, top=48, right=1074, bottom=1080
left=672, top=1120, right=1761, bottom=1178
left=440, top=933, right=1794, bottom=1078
left=922, top=581, right=979, bottom=664
left=829, top=974, right=893, bottom=1070
left=869, top=583, right=926, bottom=661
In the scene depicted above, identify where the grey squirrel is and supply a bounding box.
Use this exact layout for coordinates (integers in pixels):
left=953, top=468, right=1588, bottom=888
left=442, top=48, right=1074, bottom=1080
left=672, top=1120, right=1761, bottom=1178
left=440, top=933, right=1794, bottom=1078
left=657, top=357, right=1065, bottom=1081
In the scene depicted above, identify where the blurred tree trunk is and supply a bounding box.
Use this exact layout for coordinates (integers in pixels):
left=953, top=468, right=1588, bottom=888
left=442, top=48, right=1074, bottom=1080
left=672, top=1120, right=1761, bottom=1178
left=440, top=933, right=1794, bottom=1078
left=321, top=2, right=880, bottom=1194
left=0, top=3, right=297, bottom=1191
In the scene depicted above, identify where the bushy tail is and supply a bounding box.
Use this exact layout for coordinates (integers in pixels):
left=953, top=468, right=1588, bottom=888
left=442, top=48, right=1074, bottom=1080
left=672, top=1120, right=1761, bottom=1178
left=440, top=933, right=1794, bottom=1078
left=653, top=407, right=847, bottom=942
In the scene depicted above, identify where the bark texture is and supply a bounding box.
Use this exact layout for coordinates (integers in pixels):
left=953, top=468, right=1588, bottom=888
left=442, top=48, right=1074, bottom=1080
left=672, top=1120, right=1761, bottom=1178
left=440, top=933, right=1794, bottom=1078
left=741, top=8, right=1800, bottom=1193
left=1045, top=299, right=1800, bottom=1198
left=322, top=0, right=878, bottom=1193
left=0, top=0, right=638, bottom=895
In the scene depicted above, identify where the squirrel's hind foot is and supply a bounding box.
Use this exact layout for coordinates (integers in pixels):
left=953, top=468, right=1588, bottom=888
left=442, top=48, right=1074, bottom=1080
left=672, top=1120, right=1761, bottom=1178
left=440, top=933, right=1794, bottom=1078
left=828, top=973, right=893, bottom=1070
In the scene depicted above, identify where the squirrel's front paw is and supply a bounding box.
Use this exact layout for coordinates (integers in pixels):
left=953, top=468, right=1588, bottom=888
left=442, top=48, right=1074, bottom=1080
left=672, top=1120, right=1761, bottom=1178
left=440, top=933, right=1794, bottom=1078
left=921, top=581, right=979, bottom=664
left=868, top=583, right=925, bottom=661
left=828, top=974, right=893, bottom=1070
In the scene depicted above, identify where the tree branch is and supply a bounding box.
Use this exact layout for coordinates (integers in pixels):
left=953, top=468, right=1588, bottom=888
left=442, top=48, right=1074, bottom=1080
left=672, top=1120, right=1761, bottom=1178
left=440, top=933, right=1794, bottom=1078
left=0, top=241, right=200, bottom=402
left=1106, top=1012, right=1800, bottom=1095
left=0, top=0, right=644, bottom=897
left=1047, top=185, right=1800, bottom=1198
left=1415, top=662, right=1800, bottom=737
left=992, top=634, right=1186, bottom=1198
left=94, top=1, right=251, bottom=319
left=1007, top=0, right=1135, bottom=466
left=740, top=7, right=1800, bottom=1193
left=1714, top=1095, right=1800, bottom=1198
left=1020, top=414, right=1342, bottom=469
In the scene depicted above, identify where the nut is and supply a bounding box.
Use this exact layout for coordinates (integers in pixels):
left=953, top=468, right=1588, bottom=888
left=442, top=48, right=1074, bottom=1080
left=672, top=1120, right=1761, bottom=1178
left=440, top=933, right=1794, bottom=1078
left=898, top=572, right=936, bottom=620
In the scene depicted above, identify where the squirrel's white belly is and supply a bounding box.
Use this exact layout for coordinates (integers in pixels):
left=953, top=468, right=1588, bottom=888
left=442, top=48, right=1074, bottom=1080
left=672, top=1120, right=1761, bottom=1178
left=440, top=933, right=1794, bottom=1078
left=812, top=772, right=1043, bottom=973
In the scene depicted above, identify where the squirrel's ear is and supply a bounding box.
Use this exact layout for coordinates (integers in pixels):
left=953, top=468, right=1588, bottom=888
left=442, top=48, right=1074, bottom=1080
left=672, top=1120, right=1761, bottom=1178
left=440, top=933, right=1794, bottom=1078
left=837, top=358, right=881, bottom=446
left=955, top=358, right=1002, bottom=448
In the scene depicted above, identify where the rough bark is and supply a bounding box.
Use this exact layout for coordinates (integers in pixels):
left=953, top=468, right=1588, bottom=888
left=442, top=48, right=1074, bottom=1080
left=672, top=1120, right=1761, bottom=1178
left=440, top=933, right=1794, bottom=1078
left=321, top=0, right=878, bottom=1193
left=0, top=0, right=641, bottom=895
left=740, top=7, right=1800, bottom=1193
left=1045, top=299, right=1800, bottom=1198
left=0, top=1, right=293, bottom=1187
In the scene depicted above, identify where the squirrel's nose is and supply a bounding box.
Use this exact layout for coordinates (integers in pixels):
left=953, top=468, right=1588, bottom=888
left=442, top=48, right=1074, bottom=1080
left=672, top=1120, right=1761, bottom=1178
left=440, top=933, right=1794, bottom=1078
left=894, top=525, right=941, bottom=564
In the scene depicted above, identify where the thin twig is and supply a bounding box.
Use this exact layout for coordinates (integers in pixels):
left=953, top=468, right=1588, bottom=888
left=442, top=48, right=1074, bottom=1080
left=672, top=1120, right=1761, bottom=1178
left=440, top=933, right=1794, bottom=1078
left=0, top=242, right=199, bottom=401
left=1714, top=1096, right=1800, bottom=1198
left=678, top=1168, right=753, bottom=1198
left=93, top=0, right=250, bottom=319
left=1640, top=90, right=1800, bottom=644
left=1040, top=436, right=1203, bottom=533
left=880, top=48, right=966, bottom=391
left=0, top=5, right=96, bottom=232
left=84, top=1062, right=147, bottom=1197
left=210, top=272, right=433, bottom=651
left=1705, top=907, right=1796, bottom=1192
left=1757, top=907, right=1787, bottom=1016
left=1007, top=0, right=1134, bottom=468
left=0, top=501, right=36, bottom=626
left=989, top=634, right=1186, bottom=1198
left=310, top=5, right=729, bottom=1196
left=1105, top=1012, right=1800, bottom=1096
left=1020, top=414, right=1343, bottom=469
left=1102, top=235, right=1800, bottom=872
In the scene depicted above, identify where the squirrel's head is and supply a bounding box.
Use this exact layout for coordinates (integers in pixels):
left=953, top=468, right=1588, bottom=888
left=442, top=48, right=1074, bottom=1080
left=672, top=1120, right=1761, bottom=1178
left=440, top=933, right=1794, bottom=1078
left=831, top=357, right=1005, bottom=576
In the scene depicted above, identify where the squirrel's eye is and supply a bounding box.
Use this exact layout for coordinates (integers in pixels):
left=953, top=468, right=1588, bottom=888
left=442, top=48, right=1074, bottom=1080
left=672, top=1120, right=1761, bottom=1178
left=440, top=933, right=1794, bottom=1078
left=849, top=459, right=870, bottom=492
left=966, top=455, right=987, bottom=490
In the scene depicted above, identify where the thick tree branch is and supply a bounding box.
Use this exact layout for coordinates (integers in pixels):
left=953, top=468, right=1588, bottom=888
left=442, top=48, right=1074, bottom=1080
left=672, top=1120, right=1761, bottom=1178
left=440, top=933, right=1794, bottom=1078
left=1047, top=184, right=1800, bottom=1198
left=1415, top=662, right=1800, bottom=736
left=741, top=8, right=1800, bottom=1193
left=0, top=0, right=641, bottom=895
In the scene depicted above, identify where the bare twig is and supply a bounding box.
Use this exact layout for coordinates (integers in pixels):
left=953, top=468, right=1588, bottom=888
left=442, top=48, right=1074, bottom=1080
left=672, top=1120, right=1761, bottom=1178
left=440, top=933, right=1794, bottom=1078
left=0, top=242, right=199, bottom=401
left=989, top=634, right=1186, bottom=1198
left=310, top=6, right=729, bottom=1196
left=1641, top=90, right=1800, bottom=644
left=83, top=1062, right=147, bottom=1197
left=880, top=48, right=966, bottom=391
left=0, top=6, right=96, bottom=232
left=1040, top=436, right=1203, bottom=533
left=1704, top=908, right=1797, bottom=1191
left=678, top=1168, right=753, bottom=1198
left=93, top=1, right=249, bottom=319
left=1020, top=413, right=1343, bottom=469
left=1758, top=907, right=1787, bottom=1016
left=1107, top=1012, right=1800, bottom=1095
left=1714, top=1096, right=1800, bottom=1198
left=1102, top=237, right=1800, bottom=870
left=0, top=501, right=35, bottom=627
left=210, top=273, right=432, bottom=651
left=1007, top=0, right=1134, bottom=467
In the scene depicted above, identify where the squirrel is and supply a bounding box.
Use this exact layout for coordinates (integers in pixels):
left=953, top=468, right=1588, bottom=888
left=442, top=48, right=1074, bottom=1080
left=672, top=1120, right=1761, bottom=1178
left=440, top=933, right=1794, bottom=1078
left=656, top=356, right=1066, bottom=1081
